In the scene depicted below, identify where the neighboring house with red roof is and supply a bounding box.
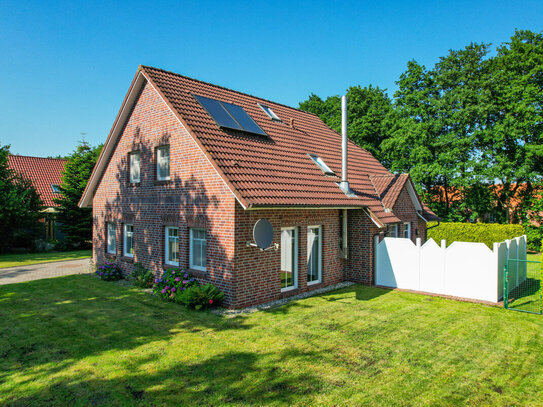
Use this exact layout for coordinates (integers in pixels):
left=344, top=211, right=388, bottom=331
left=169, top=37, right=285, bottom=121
left=8, top=155, right=66, bottom=240
left=79, top=66, right=438, bottom=308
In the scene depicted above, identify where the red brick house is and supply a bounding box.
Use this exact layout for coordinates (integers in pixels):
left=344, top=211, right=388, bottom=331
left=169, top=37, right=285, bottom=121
left=79, top=66, right=437, bottom=308
left=8, top=155, right=67, bottom=240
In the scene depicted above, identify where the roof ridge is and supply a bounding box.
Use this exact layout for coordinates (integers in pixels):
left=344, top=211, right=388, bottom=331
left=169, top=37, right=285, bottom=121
left=140, top=65, right=322, bottom=119
left=9, top=154, right=67, bottom=162
left=370, top=173, right=404, bottom=179
left=368, top=175, right=388, bottom=212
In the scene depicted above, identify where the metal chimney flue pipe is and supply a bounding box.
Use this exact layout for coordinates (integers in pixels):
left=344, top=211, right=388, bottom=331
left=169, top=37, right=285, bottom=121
left=340, top=95, right=349, bottom=192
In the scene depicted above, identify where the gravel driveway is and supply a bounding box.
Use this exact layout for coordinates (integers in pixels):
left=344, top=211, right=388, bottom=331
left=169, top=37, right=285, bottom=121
left=0, top=258, right=92, bottom=285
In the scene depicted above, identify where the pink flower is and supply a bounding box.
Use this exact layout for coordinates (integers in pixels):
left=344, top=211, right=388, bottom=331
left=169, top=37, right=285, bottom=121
left=161, top=289, right=166, bottom=294
left=209, top=299, right=214, bottom=304
left=182, top=280, right=188, bottom=284
left=171, top=287, right=177, bottom=293
left=175, top=277, right=181, bottom=282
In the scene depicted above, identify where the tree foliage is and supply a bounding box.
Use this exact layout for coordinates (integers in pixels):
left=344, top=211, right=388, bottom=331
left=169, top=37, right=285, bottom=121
left=299, top=86, right=394, bottom=161
left=54, top=141, right=102, bottom=249
left=300, top=29, right=543, bottom=223
left=0, top=144, right=44, bottom=252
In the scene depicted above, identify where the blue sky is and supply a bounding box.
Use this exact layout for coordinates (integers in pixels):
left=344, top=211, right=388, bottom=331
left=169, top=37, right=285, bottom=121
left=1, top=0, right=542, bottom=157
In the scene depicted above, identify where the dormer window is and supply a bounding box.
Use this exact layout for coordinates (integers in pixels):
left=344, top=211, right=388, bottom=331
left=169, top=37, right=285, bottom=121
left=258, top=104, right=281, bottom=122
left=51, top=184, right=61, bottom=193
left=308, top=154, right=336, bottom=176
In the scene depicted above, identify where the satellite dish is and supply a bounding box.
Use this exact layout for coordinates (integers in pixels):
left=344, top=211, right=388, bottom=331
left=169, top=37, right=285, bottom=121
left=253, top=219, right=274, bottom=249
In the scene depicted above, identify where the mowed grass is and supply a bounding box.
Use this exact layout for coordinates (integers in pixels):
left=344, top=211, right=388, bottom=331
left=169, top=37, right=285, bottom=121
left=2, top=277, right=543, bottom=406
left=0, top=250, right=92, bottom=269
left=507, top=253, right=542, bottom=313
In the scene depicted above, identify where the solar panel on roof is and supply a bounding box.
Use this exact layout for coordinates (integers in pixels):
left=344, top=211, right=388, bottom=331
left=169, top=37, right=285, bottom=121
left=193, top=95, right=243, bottom=131
left=222, top=102, right=267, bottom=136
left=193, top=94, right=267, bottom=136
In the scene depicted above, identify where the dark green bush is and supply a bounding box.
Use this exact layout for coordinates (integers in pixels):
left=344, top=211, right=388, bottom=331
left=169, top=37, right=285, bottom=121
left=131, top=262, right=154, bottom=288
left=427, top=222, right=525, bottom=249
left=525, top=226, right=543, bottom=252
left=177, top=284, right=225, bottom=310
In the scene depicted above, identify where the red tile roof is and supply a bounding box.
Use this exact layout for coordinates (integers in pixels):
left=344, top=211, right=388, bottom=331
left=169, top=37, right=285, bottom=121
left=81, top=65, right=438, bottom=225
left=8, top=155, right=66, bottom=208
left=370, top=174, right=410, bottom=210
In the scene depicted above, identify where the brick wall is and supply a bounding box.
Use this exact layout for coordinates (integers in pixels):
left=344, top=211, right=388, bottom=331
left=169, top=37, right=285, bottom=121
left=92, top=80, right=237, bottom=303
left=392, top=186, right=427, bottom=242
left=345, top=209, right=381, bottom=285
left=233, top=205, right=348, bottom=308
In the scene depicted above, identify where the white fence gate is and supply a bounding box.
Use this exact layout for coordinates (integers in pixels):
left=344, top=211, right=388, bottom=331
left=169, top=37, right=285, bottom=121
left=374, top=235, right=527, bottom=303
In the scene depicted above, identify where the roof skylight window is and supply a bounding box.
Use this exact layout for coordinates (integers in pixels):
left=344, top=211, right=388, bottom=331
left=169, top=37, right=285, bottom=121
left=308, top=154, right=336, bottom=176
left=258, top=104, right=281, bottom=122
left=51, top=184, right=61, bottom=193
left=193, top=94, right=267, bottom=136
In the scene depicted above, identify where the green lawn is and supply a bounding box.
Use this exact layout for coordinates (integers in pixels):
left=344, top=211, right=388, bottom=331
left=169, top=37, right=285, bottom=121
left=0, top=250, right=92, bottom=269
left=506, top=253, right=542, bottom=313
left=2, top=277, right=543, bottom=406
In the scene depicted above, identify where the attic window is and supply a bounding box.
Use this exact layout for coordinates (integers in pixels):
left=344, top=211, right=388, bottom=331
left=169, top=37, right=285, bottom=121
left=51, top=184, right=61, bottom=193
left=258, top=104, right=281, bottom=122
left=193, top=94, right=267, bottom=136
left=308, top=154, right=336, bottom=176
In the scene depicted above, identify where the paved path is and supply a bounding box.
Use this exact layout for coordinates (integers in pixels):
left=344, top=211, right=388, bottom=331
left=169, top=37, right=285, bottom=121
left=0, top=258, right=92, bottom=285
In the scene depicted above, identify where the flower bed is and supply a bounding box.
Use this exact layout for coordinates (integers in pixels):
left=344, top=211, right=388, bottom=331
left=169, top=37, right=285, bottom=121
left=95, top=262, right=123, bottom=281
left=152, top=268, right=224, bottom=309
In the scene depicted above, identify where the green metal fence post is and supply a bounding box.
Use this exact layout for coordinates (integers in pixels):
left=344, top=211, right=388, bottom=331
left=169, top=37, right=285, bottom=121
left=504, top=264, right=508, bottom=310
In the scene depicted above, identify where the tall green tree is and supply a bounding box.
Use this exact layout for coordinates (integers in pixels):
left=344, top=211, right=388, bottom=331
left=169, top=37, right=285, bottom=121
left=0, top=144, right=43, bottom=252
left=299, top=86, right=395, bottom=161
left=480, top=30, right=543, bottom=222
left=54, top=141, right=102, bottom=249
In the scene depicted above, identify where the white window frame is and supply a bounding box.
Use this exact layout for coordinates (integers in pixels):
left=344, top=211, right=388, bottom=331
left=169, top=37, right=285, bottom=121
left=107, top=222, right=116, bottom=254
left=129, top=151, right=141, bottom=183
left=258, top=103, right=282, bottom=122
left=189, top=228, right=207, bottom=271
left=403, top=222, right=411, bottom=239
left=123, top=224, right=134, bottom=258
left=156, top=145, right=170, bottom=181
left=165, top=226, right=179, bottom=266
left=281, top=227, right=298, bottom=292
left=307, top=225, right=322, bottom=285
left=387, top=224, right=398, bottom=238
left=308, top=154, right=336, bottom=176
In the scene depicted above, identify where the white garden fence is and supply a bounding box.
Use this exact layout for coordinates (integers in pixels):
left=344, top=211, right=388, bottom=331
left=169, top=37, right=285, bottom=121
left=374, top=235, right=527, bottom=303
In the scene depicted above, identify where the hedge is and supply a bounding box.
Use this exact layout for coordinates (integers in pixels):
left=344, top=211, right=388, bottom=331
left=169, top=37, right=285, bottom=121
left=427, top=222, right=525, bottom=249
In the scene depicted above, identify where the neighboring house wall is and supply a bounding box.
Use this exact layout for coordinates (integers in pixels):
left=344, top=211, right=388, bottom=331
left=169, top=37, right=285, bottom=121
left=92, top=81, right=237, bottom=303
left=233, top=205, right=346, bottom=308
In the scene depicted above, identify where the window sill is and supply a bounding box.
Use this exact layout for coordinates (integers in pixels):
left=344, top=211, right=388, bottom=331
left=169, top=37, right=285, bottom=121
left=307, top=280, right=322, bottom=287
left=154, top=179, right=171, bottom=186
left=105, top=253, right=117, bottom=260
left=164, top=263, right=180, bottom=269
left=188, top=268, right=207, bottom=278
left=127, top=182, right=141, bottom=187
left=121, top=255, right=134, bottom=262
left=281, top=286, right=298, bottom=293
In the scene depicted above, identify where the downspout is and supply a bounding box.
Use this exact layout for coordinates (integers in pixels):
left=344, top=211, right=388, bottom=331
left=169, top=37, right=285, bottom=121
left=343, top=208, right=348, bottom=259
left=341, top=95, right=349, bottom=260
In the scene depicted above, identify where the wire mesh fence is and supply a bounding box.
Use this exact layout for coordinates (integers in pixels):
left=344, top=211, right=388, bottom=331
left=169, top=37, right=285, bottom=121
left=504, top=259, right=542, bottom=314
